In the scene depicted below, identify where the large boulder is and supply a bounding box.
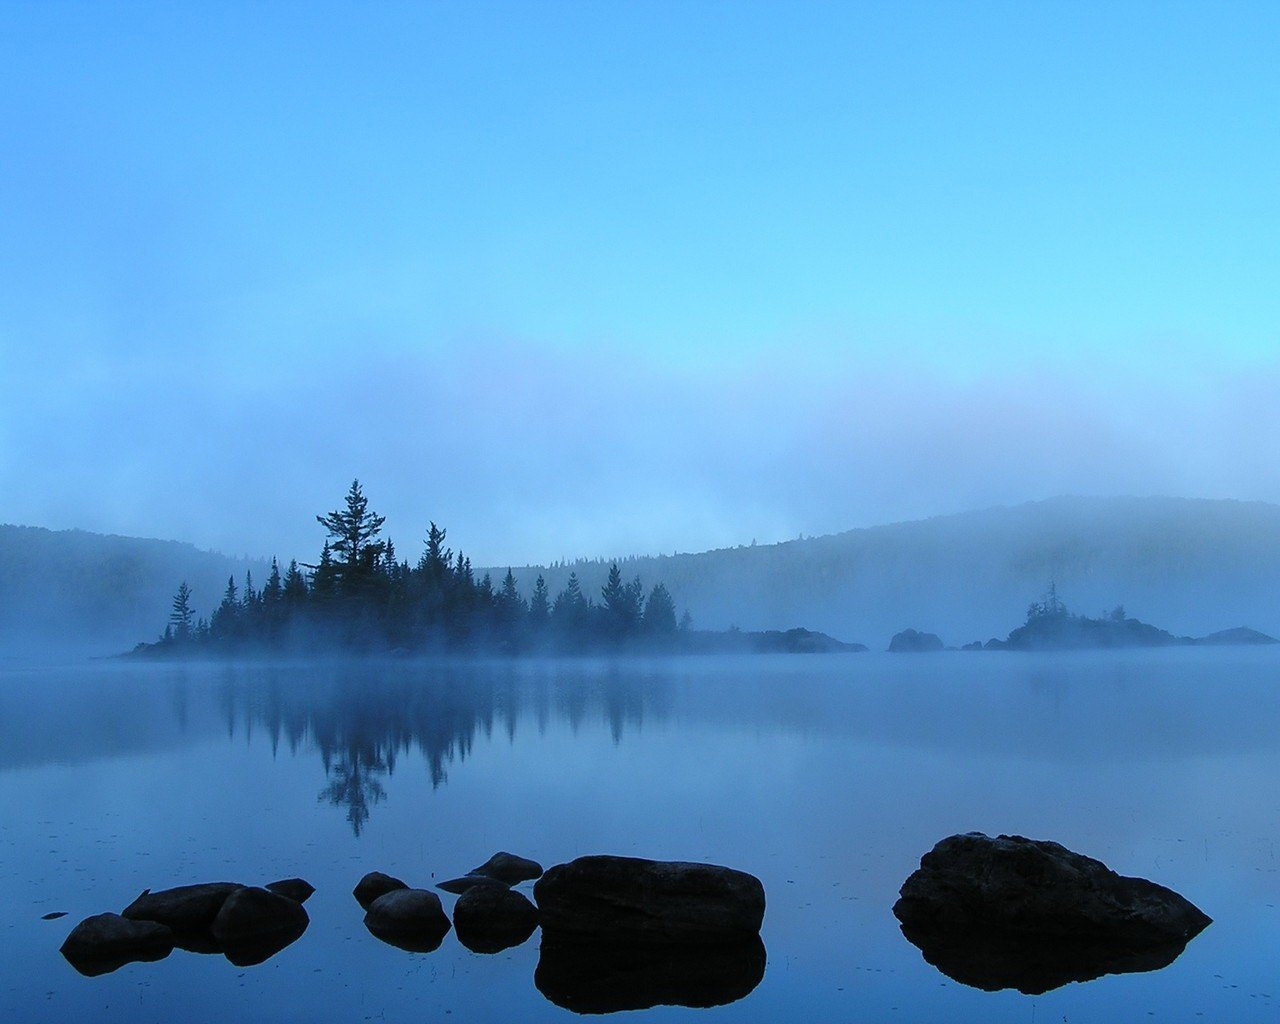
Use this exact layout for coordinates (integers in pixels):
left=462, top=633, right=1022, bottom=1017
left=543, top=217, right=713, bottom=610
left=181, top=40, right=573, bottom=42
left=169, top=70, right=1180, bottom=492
left=364, top=888, right=451, bottom=953
left=122, top=882, right=243, bottom=932
left=212, top=886, right=309, bottom=944
left=888, top=628, right=944, bottom=653
left=60, top=913, right=174, bottom=977
left=534, top=856, right=765, bottom=945
left=471, top=851, right=544, bottom=885
left=893, top=833, right=1211, bottom=945
left=536, top=936, right=766, bottom=1013
left=265, top=878, right=315, bottom=904
left=453, top=885, right=539, bottom=953
left=353, top=871, right=408, bottom=910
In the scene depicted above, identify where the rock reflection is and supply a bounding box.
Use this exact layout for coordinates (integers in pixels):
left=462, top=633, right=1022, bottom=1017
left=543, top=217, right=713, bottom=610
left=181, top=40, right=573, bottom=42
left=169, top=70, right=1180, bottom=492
left=899, top=922, right=1200, bottom=995
left=535, top=937, right=766, bottom=1013
left=217, top=663, right=668, bottom=833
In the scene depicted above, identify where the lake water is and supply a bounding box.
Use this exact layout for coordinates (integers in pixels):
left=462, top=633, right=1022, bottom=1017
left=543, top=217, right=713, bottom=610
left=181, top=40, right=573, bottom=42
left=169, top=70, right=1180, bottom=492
left=1, top=650, right=1277, bottom=1021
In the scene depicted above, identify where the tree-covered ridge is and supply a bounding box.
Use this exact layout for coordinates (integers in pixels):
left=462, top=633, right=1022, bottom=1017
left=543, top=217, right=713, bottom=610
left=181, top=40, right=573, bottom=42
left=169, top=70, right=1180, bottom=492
left=146, top=480, right=686, bottom=655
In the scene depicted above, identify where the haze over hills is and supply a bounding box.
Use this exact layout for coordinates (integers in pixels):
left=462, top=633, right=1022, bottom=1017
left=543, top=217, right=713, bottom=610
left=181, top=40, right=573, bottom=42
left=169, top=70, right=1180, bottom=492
left=5, top=495, right=1280, bottom=660
left=502, top=496, right=1280, bottom=648
left=0, top=525, right=266, bottom=661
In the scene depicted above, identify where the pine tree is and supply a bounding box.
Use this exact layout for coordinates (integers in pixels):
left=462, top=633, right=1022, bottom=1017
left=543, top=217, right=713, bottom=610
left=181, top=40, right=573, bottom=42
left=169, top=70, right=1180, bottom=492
left=315, top=479, right=387, bottom=591
left=168, top=581, right=195, bottom=642
left=528, top=575, right=550, bottom=630
left=642, top=583, right=677, bottom=635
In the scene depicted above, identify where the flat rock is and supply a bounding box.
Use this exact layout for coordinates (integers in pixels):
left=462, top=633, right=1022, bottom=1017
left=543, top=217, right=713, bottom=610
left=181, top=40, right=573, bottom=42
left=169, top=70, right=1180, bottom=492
left=471, top=851, right=544, bottom=884
left=364, top=888, right=451, bottom=952
left=437, top=873, right=509, bottom=895
left=453, top=885, right=539, bottom=953
left=353, top=871, right=408, bottom=910
left=536, top=936, right=766, bottom=1013
left=212, top=886, right=309, bottom=944
left=122, top=882, right=243, bottom=931
left=265, top=877, right=315, bottom=904
left=534, top=855, right=765, bottom=945
left=893, top=833, right=1212, bottom=946
left=60, top=913, right=174, bottom=977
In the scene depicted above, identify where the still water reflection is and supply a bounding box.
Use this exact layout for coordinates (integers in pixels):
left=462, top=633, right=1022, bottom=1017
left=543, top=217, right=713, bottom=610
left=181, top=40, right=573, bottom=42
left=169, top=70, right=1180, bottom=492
left=0, top=651, right=1277, bottom=1021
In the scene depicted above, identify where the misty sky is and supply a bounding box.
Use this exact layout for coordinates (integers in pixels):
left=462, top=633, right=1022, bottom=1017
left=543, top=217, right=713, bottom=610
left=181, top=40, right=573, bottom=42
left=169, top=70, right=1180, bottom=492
left=3, top=2, right=1279, bottom=567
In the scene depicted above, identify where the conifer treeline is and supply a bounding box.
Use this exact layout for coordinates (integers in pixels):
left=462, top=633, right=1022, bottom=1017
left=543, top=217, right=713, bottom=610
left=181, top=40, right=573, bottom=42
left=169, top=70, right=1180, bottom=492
left=152, top=479, right=687, bottom=654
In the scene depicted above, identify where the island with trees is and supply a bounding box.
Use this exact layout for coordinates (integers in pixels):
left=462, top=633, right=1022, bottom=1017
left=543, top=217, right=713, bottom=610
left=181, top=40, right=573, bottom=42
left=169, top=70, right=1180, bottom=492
left=136, top=480, right=863, bottom=658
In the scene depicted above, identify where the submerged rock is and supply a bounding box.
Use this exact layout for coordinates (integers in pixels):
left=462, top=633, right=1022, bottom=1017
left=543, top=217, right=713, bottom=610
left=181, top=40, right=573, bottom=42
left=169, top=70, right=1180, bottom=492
left=364, top=888, right=451, bottom=953
left=471, top=851, right=544, bottom=885
left=265, top=878, right=316, bottom=904
left=60, top=913, right=174, bottom=977
left=888, top=628, right=945, bottom=653
left=122, top=882, right=243, bottom=932
left=893, top=833, right=1212, bottom=945
left=353, top=871, right=409, bottom=910
left=212, top=886, right=309, bottom=945
left=536, top=936, right=766, bottom=1013
left=453, top=885, right=539, bottom=953
left=534, top=856, right=765, bottom=945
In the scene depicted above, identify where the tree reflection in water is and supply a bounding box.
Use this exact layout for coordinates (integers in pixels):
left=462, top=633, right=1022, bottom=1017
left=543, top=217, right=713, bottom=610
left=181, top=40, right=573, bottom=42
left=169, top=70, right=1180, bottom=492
left=215, top=661, right=669, bottom=834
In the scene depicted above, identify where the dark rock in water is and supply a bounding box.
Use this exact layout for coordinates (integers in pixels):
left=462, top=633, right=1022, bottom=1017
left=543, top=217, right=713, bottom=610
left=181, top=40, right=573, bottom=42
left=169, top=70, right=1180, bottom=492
left=534, top=856, right=765, bottom=945
left=888, top=628, right=945, bottom=653
left=895, top=833, right=1211, bottom=943
left=212, top=886, right=309, bottom=945
left=471, top=851, right=544, bottom=885
left=364, top=889, right=451, bottom=953
left=536, top=936, right=766, bottom=1013
left=221, top=923, right=309, bottom=967
left=1197, top=626, right=1279, bottom=646
left=899, top=919, right=1201, bottom=994
left=437, top=873, right=509, bottom=895
left=60, top=913, right=174, bottom=977
left=42, top=911, right=68, bottom=920
left=453, top=885, right=539, bottom=953
left=122, top=882, right=243, bottom=932
left=265, top=878, right=315, bottom=904
left=353, top=871, right=409, bottom=910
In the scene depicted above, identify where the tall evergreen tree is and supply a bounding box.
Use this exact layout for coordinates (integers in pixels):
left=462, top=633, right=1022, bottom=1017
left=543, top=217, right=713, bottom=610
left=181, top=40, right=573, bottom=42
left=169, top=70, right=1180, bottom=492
left=316, top=479, right=387, bottom=590
left=642, top=583, right=678, bottom=635
left=168, top=581, right=195, bottom=641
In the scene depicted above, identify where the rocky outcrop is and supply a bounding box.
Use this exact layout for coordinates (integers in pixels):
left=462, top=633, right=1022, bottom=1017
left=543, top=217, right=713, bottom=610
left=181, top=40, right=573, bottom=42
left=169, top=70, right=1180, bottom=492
left=536, top=936, right=766, bottom=1013
left=453, top=885, right=539, bottom=953
left=122, top=882, right=243, bottom=932
left=60, top=913, right=174, bottom=976
left=265, top=878, right=315, bottom=904
left=893, top=832, right=1211, bottom=992
left=364, top=888, right=451, bottom=953
left=534, top=856, right=765, bottom=945
left=353, top=871, right=408, bottom=910
left=888, top=628, right=944, bottom=653
left=471, top=851, right=544, bottom=885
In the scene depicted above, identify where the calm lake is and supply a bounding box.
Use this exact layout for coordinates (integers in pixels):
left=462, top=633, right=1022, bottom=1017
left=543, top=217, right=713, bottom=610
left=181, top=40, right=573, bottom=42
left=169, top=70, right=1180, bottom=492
left=1, top=650, right=1277, bottom=1021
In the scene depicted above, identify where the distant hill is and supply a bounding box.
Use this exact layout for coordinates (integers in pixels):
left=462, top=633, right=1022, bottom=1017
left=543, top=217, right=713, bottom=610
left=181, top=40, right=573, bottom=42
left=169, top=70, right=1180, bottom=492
left=0, top=525, right=266, bottom=661
left=498, top=497, right=1280, bottom=649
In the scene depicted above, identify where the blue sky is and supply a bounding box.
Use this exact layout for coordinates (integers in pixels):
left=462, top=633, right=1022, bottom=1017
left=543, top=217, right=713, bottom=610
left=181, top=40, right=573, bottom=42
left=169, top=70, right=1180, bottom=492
left=2, top=2, right=1279, bottom=564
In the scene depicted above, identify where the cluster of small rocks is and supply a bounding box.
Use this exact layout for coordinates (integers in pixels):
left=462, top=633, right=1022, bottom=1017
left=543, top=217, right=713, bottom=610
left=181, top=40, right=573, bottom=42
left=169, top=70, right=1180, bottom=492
left=60, top=877, right=314, bottom=976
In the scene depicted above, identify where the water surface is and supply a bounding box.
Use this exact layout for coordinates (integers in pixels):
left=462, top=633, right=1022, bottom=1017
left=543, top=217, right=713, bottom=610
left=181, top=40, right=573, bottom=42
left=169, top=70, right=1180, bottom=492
left=1, top=651, right=1277, bottom=1021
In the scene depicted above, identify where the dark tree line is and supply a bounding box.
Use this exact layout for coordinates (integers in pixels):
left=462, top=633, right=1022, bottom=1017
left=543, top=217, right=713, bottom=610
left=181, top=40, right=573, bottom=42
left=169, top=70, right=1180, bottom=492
left=153, top=480, right=686, bottom=655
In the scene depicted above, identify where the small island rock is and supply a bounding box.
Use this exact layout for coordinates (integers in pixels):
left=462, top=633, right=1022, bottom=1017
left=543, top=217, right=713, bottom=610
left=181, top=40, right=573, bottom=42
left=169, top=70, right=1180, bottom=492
left=364, top=888, right=451, bottom=951
left=212, top=886, right=309, bottom=944
left=534, top=855, right=765, bottom=945
left=353, top=871, right=408, bottom=910
left=60, top=913, right=174, bottom=976
left=471, top=851, right=544, bottom=885
left=265, top=878, right=315, bottom=904
left=888, top=628, right=945, bottom=653
left=453, top=885, right=539, bottom=953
